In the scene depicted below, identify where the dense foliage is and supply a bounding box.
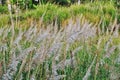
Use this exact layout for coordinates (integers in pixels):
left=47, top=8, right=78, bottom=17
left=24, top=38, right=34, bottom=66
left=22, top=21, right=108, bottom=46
left=0, top=0, right=120, bottom=8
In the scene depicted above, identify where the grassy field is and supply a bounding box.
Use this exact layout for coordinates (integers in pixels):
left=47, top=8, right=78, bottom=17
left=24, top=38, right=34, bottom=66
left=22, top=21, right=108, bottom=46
left=0, top=1, right=120, bottom=80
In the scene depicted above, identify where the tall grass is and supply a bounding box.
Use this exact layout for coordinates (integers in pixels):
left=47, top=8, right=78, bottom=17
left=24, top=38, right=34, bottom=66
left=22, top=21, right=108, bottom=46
left=0, top=1, right=120, bottom=80
left=0, top=17, right=120, bottom=80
